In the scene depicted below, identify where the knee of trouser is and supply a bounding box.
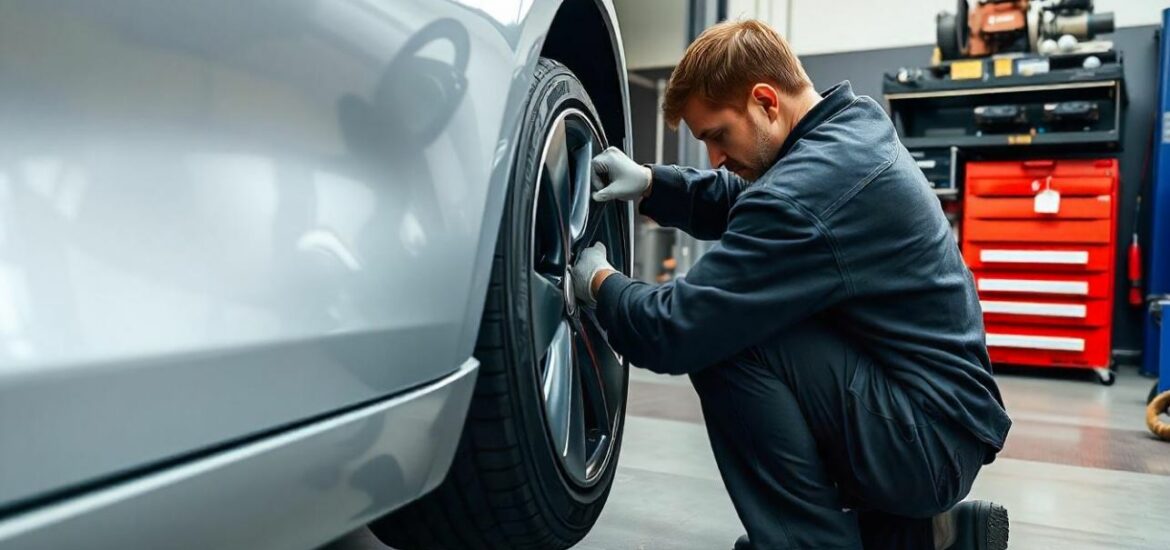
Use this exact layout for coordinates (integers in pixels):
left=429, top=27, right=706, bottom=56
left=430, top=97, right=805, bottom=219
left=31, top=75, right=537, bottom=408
left=688, top=351, right=780, bottom=399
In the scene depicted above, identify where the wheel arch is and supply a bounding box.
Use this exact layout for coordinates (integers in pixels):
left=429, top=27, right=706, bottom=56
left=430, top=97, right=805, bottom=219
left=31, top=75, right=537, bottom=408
left=540, top=0, right=631, bottom=154
left=457, top=0, right=632, bottom=362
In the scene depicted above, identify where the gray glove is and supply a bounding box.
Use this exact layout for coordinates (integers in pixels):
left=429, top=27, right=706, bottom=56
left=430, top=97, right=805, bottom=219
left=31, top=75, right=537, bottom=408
left=591, top=146, right=652, bottom=202
left=571, top=242, right=615, bottom=307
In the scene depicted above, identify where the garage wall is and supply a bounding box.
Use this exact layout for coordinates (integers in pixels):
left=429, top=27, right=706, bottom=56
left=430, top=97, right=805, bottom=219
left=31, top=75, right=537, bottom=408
left=617, top=0, right=1167, bottom=64
left=613, top=0, right=688, bottom=69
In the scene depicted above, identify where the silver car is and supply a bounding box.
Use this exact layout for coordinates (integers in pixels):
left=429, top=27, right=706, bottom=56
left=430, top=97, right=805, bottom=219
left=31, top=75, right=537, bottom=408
left=0, top=1, right=632, bottom=548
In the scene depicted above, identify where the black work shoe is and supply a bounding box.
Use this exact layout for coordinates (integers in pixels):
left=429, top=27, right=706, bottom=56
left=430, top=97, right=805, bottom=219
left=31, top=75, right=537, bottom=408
left=732, top=534, right=752, bottom=550
left=935, top=500, right=1009, bottom=550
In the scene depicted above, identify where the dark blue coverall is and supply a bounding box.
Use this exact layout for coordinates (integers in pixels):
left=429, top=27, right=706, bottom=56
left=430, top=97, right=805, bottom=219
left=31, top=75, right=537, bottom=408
left=594, top=82, right=1013, bottom=549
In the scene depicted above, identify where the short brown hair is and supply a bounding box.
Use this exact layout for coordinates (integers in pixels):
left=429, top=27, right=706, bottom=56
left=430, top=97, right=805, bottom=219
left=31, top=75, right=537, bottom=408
left=663, top=19, right=811, bottom=129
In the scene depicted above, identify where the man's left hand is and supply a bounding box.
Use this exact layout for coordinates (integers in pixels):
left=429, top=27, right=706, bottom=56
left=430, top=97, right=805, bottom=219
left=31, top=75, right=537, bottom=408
left=571, top=242, right=615, bottom=308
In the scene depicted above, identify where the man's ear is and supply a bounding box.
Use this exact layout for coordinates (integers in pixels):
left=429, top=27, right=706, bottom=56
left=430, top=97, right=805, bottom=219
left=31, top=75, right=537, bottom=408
left=750, top=84, right=780, bottom=121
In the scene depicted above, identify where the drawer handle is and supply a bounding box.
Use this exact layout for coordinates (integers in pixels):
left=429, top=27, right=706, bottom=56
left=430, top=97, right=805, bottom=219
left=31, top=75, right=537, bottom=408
left=981, top=300, right=1087, bottom=318
left=977, top=278, right=1089, bottom=295
left=980, top=250, right=1089, bottom=265
left=986, top=333, right=1086, bottom=352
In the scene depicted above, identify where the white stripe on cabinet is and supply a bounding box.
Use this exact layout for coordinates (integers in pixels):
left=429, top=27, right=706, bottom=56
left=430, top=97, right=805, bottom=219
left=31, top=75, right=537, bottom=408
left=986, top=333, right=1086, bottom=352
left=980, top=250, right=1089, bottom=265
left=981, top=300, right=1087, bottom=318
left=977, top=278, right=1089, bottom=295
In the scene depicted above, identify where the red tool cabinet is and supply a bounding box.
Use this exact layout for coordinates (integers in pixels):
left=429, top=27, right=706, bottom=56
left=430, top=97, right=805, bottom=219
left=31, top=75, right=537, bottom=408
left=961, top=159, right=1119, bottom=380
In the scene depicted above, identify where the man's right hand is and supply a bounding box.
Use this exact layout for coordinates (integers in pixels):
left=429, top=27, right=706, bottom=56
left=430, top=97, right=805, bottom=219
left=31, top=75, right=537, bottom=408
left=591, top=146, right=652, bottom=202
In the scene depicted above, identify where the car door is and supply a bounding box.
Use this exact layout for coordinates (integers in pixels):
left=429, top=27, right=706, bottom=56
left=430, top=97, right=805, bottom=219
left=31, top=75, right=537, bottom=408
left=0, top=0, right=525, bottom=510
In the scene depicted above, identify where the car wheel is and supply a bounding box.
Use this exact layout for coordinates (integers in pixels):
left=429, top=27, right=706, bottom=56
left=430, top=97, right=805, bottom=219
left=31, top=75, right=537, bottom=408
left=369, top=58, right=631, bottom=549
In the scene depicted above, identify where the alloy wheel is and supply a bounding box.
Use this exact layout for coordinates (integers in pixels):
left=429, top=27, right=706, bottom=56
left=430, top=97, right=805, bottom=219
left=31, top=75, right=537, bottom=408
left=529, top=108, right=627, bottom=486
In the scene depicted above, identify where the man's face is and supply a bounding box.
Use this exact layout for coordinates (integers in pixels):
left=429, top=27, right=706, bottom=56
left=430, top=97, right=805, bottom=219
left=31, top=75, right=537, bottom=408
left=681, top=91, right=785, bottom=181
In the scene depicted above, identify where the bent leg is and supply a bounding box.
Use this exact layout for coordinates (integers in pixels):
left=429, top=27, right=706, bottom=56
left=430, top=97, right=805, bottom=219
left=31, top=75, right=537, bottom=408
left=690, top=353, right=862, bottom=549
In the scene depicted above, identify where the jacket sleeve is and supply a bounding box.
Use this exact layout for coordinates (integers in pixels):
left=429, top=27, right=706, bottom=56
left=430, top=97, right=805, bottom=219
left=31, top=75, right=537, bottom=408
left=597, top=190, right=850, bottom=375
left=639, top=164, right=751, bottom=240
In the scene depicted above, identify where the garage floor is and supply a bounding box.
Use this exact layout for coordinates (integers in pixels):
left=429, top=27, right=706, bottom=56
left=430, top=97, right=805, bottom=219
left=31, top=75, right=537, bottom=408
left=326, top=367, right=1170, bottom=550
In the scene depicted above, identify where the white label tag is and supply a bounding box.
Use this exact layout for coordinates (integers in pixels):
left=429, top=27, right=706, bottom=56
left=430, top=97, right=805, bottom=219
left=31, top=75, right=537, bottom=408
left=1034, top=188, right=1061, bottom=214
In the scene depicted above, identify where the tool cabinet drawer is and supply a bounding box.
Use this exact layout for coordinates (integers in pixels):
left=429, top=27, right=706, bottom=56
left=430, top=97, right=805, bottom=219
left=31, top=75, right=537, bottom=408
left=966, top=159, right=1117, bottom=180
left=962, top=243, right=1112, bottom=272
left=967, top=176, right=1115, bottom=197
left=984, top=324, right=1111, bottom=368
left=980, top=298, right=1110, bottom=327
left=965, top=195, right=1113, bottom=220
left=973, top=271, right=1112, bottom=299
left=964, top=219, right=1112, bottom=244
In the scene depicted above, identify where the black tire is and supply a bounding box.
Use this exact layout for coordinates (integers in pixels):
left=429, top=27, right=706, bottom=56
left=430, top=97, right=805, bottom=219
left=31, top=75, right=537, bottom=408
left=369, top=59, right=629, bottom=550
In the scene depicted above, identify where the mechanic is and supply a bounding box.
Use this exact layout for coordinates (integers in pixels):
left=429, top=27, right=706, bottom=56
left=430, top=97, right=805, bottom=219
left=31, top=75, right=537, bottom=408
left=569, top=19, right=1012, bottom=550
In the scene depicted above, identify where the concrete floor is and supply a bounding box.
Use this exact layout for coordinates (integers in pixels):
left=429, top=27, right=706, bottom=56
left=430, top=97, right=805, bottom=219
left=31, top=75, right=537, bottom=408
left=329, top=366, right=1170, bottom=549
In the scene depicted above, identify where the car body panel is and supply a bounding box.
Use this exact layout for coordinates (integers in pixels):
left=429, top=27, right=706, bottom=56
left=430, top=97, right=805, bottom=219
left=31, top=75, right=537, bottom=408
left=0, top=0, right=629, bottom=512
left=0, top=359, right=478, bottom=550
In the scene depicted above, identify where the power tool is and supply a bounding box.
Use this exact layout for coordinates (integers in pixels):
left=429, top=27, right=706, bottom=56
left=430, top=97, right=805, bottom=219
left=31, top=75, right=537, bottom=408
left=936, top=0, right=1114, bottom=61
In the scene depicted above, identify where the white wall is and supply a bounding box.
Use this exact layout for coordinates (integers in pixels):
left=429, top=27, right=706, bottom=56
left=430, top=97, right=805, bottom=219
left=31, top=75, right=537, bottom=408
left=789, top=0, right=953, bottom=55
left=1097, top=0, right=1169, bottom=28
left=613, top=0, right=688, bottom=70
left=614, top=0, right=1168, bottom=66
left=726, top=0, right=789, bottom=34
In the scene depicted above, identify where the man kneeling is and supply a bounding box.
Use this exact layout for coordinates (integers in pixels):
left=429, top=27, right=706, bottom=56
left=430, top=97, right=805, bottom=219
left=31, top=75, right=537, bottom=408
left=572, top=19, right=1012, bottom=550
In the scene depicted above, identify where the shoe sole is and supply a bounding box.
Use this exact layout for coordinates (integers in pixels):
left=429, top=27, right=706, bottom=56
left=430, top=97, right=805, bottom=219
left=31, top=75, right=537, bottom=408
left=986, top=502, right=1009, bottom=550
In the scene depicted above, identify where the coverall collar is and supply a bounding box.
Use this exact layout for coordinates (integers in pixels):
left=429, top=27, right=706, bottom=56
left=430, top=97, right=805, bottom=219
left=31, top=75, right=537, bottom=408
left=772, top=81, right=857, bottom=164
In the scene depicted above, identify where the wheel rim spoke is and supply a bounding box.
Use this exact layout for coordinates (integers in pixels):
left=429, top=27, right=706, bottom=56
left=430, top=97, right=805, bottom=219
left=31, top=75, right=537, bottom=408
left=570, top=315, right=614, bottom=479
left=563, top=348, right=589, bottom=480
left=568, top=136, right=593, bottom=243
left=543, top=117, right=574, bottom=251
left=576, top=200, right=610, bottom=254
left=534, top=187, right=566, bottom=272
left=531, top=273, right=565, bottom=354
left=542, top=322, right=576, bottom=464
left=580, top=309, right=625, bottom=415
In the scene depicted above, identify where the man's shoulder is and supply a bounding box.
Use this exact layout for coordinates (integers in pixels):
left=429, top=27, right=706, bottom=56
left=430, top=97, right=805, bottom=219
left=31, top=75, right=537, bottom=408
left=775, top=95, right=899, bottom=176
left=750, top=101, right=901, bottom=220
